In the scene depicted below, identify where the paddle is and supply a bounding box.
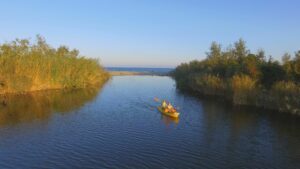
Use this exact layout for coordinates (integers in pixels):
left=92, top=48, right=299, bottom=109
left=154, top=97, right=160, bottom=102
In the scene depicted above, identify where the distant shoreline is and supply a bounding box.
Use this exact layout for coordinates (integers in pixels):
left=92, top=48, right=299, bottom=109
left=109, top=71, right=169, bottom=76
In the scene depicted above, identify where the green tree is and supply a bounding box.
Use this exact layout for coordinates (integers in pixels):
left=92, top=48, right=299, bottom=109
left=295, top=50, right=300, bottom=60
left=294, top=50, right=300, bottom=78
left=207, top=42, right=222, bottom=59
left=282, top=52, right=293, bottom=79
left=260, top=61, right=286, bottom=88
left=256, top=49, right=265, bottom=61
left=234, top=39, right=249, bottom=60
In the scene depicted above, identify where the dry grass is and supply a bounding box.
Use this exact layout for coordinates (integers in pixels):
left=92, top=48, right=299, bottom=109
left=0, top=36, right=109, bottom=94
left=231, top=75, right=257, bottom=105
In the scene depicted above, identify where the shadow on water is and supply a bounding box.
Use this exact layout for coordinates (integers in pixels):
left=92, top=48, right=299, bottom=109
left=0, top=87, right=102, bottom=127
left=160, top=115, right=179, bottom=126
left=197, top=97, right=300, bottom=168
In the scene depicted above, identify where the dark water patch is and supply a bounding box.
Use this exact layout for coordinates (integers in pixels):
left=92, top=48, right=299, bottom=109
left=0, top=88, right=101, bottom=127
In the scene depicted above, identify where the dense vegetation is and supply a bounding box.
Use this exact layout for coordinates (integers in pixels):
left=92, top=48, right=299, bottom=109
left=0, top=36, right=109, bottom=94
left=172, top=39, right=300, bottom=115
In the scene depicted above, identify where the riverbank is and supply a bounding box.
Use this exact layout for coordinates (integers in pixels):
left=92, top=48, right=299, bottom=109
left=172, top=39, right=300, bottom=115
left=0, top=36, right=109, bottom=95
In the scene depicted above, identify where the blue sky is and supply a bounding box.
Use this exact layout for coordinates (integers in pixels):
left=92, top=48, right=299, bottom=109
left=0, top=0, right=299, bottom=67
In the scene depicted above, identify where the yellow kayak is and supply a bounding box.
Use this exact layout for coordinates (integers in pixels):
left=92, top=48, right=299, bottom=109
left=157, top=106, right=180, bottom=118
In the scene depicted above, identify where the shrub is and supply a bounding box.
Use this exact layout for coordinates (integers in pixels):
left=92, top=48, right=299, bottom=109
left=271, top=81, right=300, bottom=114
left=231, top=74, right=257, bottom=105
left=193, top=74, right=226, bottom=96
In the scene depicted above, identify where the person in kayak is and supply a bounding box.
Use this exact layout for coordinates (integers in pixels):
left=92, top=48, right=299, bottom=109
left=167, top=103, right=173, bottom=110
left=166, top=102, right=176, bottom=113
left=161, top=100, right=176, bottom=113
left=162, top=100, right=167, bottom=109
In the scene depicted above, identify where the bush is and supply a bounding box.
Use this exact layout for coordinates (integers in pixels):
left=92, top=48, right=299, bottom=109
left=231, top=74, right=257, bottom=105
left=271, top=81, right=300, bottom=114
left=193, top=74, right=226, bottom=96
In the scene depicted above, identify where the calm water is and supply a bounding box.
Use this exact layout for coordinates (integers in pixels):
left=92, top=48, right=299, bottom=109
left=0, top=76, right=299, bottom=169
left=105, top=67, right=173, bottom=74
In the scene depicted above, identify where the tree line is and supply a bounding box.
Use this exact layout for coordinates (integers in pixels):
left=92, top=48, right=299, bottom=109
left=172, top=39, right=300, bottom=115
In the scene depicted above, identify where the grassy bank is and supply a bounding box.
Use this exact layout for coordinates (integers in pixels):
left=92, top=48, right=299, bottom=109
left=0, top=36, right=109, bottom=94
left=172, top=39, right=300, bottom=115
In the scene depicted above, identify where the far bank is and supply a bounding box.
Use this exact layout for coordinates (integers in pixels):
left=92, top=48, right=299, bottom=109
left=172, top=39, right=300, bottom=115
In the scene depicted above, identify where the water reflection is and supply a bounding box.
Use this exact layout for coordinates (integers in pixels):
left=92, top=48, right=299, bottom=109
left=201, top=98, right=300, bottom=140
left=0, top=87, right=101, bottom=127
left=160, top=115, right=179, bottom=126
left=202, top=100, right=259, bottom=138
left=199, top=98, right=300, bottom=168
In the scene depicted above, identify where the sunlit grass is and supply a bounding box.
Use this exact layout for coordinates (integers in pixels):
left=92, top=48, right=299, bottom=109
left=0, top=35, right=109, bottom=94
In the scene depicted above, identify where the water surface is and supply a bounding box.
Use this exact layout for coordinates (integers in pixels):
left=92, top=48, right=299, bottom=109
left=0, top=76, right=299, bottom=169
left=105, top=67, right=173, bottom=74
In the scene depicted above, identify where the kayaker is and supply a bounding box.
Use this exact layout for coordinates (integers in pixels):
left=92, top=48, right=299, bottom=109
left=167, top=103, right=176, bottom=113
left=162, top=100, right=167, bottom=109
left=167, top=103, right=173, bottom=110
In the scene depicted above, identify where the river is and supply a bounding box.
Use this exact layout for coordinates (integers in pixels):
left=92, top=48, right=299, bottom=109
left=0, top=76, right=299, bottom=169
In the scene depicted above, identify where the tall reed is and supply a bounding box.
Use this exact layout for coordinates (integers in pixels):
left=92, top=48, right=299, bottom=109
left=0, top=36, right=109, bottom=94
